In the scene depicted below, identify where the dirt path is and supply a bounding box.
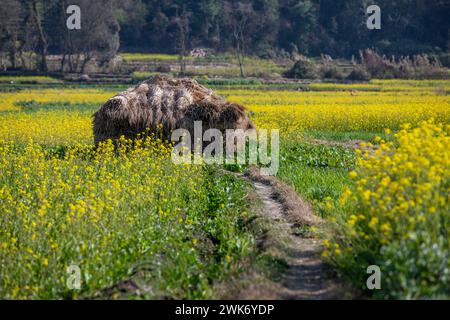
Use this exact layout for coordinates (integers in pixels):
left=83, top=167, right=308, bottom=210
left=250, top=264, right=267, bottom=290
left=240, top=168, right=348, bottom=299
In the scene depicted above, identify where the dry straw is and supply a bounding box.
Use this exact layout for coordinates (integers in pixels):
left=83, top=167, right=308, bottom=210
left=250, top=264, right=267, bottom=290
left=93, top=76, right=255, bottom=146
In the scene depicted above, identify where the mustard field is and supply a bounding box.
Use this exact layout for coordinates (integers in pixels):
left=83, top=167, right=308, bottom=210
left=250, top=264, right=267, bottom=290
left=0, top=79, right=449, bottom=299
left=1, top=80, right=448, bottom=144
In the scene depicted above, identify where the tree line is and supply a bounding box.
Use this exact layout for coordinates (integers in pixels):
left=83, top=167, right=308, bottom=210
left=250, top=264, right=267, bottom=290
left=0, top=0, right=119, bottom=72
left=0, top=0, right=448, bottom=72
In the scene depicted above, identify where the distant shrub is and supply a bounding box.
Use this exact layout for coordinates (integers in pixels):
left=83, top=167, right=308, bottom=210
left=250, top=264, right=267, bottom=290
left=321, top=66, right=345, bottom=80
left=360, top=49, right=397, bottom=78
left=360, top=49, right=449, bottom=80
left=155, top=65, right=171, bottom=73
left=256, top=43, right=279, bottom=60
left=132, top=71, right=172, bottom=82
left=284, top=56, right=319, bottom=79
left=438, top=53, right=450, bottom=68
left=346, top=66, right=371, bottom=81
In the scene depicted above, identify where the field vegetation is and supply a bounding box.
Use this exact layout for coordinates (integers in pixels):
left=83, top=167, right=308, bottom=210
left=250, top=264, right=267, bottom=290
left=0, top=79, right=448, bottom=299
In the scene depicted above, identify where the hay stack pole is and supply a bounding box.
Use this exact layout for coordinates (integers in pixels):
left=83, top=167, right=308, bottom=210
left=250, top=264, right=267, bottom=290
left=93, top=76, right=255, bottom=146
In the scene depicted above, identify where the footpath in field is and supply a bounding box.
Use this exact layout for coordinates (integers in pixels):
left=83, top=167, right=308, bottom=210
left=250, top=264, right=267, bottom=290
left=238, top=167, right=351, bottom=299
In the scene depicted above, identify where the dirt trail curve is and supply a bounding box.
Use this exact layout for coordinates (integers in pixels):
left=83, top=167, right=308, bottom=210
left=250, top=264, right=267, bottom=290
left=240, top=167, right=348, bottom=300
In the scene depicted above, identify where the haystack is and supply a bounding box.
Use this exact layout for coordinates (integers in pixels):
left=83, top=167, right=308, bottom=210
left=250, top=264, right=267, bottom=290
left=93, top=76, right=255, bottom=148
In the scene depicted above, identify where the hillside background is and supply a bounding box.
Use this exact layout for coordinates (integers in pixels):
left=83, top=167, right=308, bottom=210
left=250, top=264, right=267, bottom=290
left=0, top=0, right=449, bottom=79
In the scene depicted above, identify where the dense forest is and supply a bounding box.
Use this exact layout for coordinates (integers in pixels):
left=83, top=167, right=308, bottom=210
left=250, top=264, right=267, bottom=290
left=0, top=0, right=449, bottom=71
left=124, top=0, right=450, bottom=57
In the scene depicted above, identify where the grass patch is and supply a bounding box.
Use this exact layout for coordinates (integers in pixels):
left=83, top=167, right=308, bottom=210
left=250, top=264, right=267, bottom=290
left=14, top=101, right=98, bottom=113
left=278, top=140, right=355, bottom=218
left=121, top=53, right=187, bottom=62
left=305, top=130, right=384, bottom=142
left=0, top=76, right=61, bottom=84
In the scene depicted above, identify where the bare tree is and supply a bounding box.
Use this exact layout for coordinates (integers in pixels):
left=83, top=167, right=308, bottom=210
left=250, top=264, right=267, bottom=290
left=172, top=5, right=191, bottom=76
left=224, top=2, right=253, bottom=78
left=0, top=0, right=23, bottom=69
left=29, top=0, right=49, bottom=71
left=58, top=0, right=120, bottom=73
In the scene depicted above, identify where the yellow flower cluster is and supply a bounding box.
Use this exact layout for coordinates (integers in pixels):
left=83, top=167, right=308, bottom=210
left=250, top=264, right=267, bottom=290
left=327, top=120, right=449, bottom=298
left=0, top=88, right=114, bottom=144
left=347, top=120, right=448, bottom=239
left=221, top=82, right=449, bottom=133
left=0, top=137, right=204, bottom=299
left=0, top=111, right=92, bottom=145
left=0, top=88, right=112, bottom=111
